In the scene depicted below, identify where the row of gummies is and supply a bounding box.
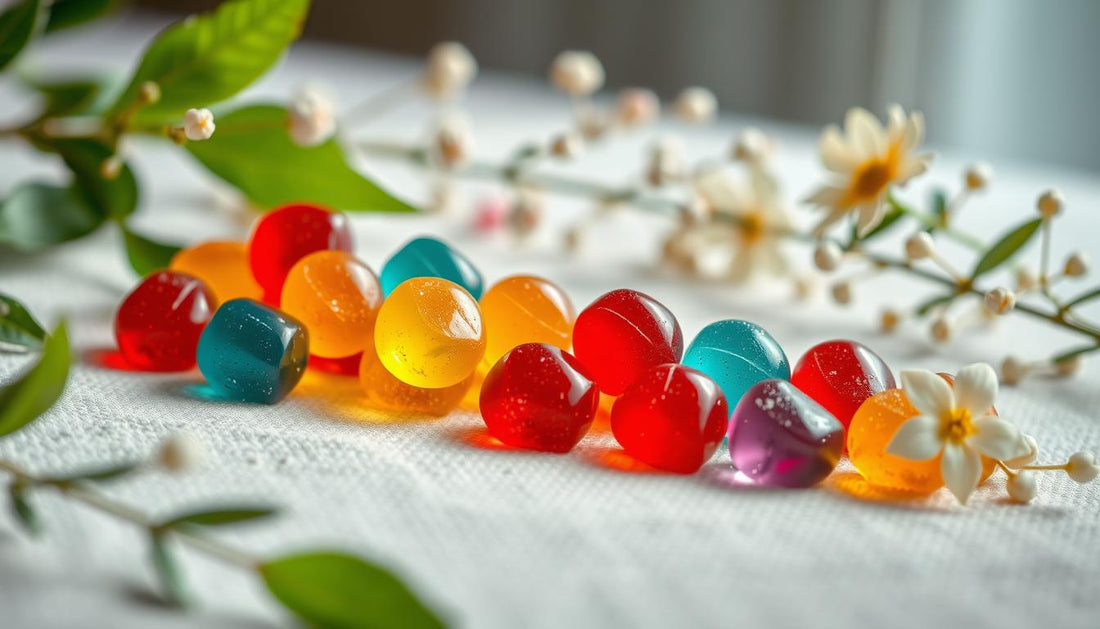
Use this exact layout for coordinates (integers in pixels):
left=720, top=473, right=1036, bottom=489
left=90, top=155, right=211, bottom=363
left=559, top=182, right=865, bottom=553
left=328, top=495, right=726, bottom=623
left=114, top=203, right=937, bottom=491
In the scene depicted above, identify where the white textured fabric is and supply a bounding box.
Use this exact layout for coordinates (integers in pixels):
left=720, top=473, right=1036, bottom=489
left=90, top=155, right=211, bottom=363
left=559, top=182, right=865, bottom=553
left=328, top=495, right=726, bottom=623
left=2, top=15, right=1100, bottom=629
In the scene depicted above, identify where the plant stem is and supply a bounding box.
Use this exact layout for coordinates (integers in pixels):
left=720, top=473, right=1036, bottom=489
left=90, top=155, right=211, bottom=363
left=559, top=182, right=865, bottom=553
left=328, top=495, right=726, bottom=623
left=340, top=80, right=417, bottom=127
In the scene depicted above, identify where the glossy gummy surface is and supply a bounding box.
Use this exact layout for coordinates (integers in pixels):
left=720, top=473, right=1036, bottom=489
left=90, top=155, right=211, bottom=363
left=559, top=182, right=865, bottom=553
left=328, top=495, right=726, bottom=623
left=480, top=343, right=598, bottom=453
left=728, top=379, right=844, bottom=488
left=572, top=289, right=683, bottom=396
left=169, top=241, right=262, bottom=304
left=280, top=251, right=383, bottom=358
left=480, top=275, right=575, bottom=365
left=197, top=299, right=309, bottom=404
left=682, top=319, right=789, bottom=413
left=380, top=236, right=484, bottom=299
left=610, top=364, right=727, bottom=474
left=359, top=346, right=472, bottom=416
left=114, top=271, right=214, bottom=371
left=374, top=277, right=486, bottom=388
left=248, top=203, right=353, bottom=305
left=790, top=339, right=895, bottom=430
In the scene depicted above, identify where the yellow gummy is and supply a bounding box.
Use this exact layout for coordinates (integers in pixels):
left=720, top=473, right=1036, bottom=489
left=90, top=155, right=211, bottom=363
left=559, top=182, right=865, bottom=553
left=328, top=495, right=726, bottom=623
left=359, top=346, right=472, bottom=416
left=170, top=241, right=261, bottom=304
left=281, top=251, right=382, bottom=358
left=480, top=274, right=575, bottom=366
left=374, top=277, right=486, bottom=388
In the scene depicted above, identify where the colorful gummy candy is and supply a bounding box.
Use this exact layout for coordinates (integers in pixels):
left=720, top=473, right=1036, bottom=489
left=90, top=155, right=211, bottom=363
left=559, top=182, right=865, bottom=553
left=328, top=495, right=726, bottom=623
left=479, top=275, right=574, bottom=365
left=169, top=240, right=262, bottom=304
left=380, top=236, right=484, bottom=299
left=115, top=271, right=214, bottom=372
left=359, top=345, right=473, bottom=416
left=280, top=251, right=383, bottom=359
left=790, top=339, right=895, bottom=429
left=682, top=319, right=789, bottom=416
left=249, top=203, right=353, bottom=305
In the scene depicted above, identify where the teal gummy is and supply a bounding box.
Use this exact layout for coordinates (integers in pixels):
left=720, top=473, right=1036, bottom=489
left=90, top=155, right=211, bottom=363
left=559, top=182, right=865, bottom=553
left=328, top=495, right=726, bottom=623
left=682, top=319, right=790, bottom=414
left=380, top=236, right=484, bottom=298
left=197, top=299, right=309, bottom=404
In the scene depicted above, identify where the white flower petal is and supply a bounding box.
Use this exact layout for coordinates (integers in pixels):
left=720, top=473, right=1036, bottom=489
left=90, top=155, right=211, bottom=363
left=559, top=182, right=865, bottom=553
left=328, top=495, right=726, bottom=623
left=845, top=107, right=886, bottom=159
left=804, top=184, right=845, bottom=208
left=941, top=442, right=982, bottom=504
left=886, top=415, right=943, bottom=461
left=886, top=104, right=906, bottom=143
left=901, top=110, right=925, bottom=154
left=856, top=200, right=885, bottom=237
left=900, top=369, right=954, bottom=418
left=954, top=362, right=998, bottom=416
left=970, top=416, right=1023, bottom=461
left=820, top=125, right=857, bottom=173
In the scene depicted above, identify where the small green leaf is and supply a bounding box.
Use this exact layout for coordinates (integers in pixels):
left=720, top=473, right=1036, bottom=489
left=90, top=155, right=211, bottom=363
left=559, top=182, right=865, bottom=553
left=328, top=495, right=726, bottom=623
left=0, top=293, right=47, bottom=351
left=261, top=551, right=445, bottom=629
left=915, top=294, right=954, bottom=316
left=41, top=462, right=139, bottom=484
left=970, top=218, right=1043, bottom=280
left=187, top=104, right=417, bottom=212
left=1064, top=287, right=1100, bottom=309
left=0, top=181, right=106, bottom=251
left=8, top=483, right=42, bottom=535
left=0, top=0, right=42, bottom=72
left=35, top=137, right=138, bottom=220
left=44, top=0, right=119, bottom=34
left=122, top=227, right=182, bottom=276
left=24, top=75, right=106, bottom=117
left=108, top=0, right=310, bottom=124
left=160, top=506, right=278, bottom=528
left=850, top=203, right=904, bottom=244
left=150, top=532, right=190, bottom=608
left=0, top=321, right=70, bottom=438
left=930, top=188, right=948, bottom=224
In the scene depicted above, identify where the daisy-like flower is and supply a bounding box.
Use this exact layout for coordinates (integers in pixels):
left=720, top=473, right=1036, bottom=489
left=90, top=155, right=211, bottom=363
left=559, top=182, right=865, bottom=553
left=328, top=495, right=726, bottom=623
left=805, top=105, right=932, bottom=238
left=887, top=363, right=1027, bottom=504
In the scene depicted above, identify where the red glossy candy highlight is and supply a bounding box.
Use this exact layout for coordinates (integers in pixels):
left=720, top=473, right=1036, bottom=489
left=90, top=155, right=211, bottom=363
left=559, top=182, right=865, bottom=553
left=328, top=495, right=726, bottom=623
left=115, top=271, right=214, bottom=371
left=572, top=289, right=684, bottom=395
left=610, top=364, right=728, bottom=473
left=790, top=339, right=896, bottom=429
left=480, top=343, right=599, bottom=453
left=248, top=203, right=353, bottom=305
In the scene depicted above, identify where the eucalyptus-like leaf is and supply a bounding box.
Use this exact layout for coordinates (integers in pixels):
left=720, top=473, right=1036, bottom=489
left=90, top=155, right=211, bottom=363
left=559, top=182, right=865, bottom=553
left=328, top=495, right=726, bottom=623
left=187, top=104, right=417, bottom=212
left=0, top=321, right=70, bottom=438
left=122, top=227, right=182, bottom=277
left=0, top=0, right=41, bottom=72
left=8, top=483, right=42, bottom=535
left=160, top=506, right=278, bottom=528
left=34, top=137, right=138, bottom=220
left=41, top=462, right=139, bottom=484
left=44, top=0, right=118, bottom=34
left=970, top=218, right=1042, bottom=280
left=915, top=294, right=954, bottom=316
left=0, top=293, right=47, bottom=351
left=0, top=181, right=105, bottom=251
left=261, top=551, right=445, bottom=629
left=150, top=532, right=190, bottom=608
left=108, top=0, right=310, bottom=124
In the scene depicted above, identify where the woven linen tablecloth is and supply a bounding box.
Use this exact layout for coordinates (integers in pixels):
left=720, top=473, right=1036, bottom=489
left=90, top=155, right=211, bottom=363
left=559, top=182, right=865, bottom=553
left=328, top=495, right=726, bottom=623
left=2, top=15, right=1099, bottom=629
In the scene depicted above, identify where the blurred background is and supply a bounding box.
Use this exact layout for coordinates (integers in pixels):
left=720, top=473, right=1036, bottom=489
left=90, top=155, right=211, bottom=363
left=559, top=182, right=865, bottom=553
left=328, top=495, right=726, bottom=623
left=131, top=0, right=1098, bottom=173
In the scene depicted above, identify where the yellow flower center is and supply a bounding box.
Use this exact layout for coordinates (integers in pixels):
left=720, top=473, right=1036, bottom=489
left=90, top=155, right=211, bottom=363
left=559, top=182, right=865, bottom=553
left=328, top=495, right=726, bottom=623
left=847, top=157, right=896, bottom=204
left=740, top=209, right=766, bottom=245
left=939, top=407, right=975, bottom=444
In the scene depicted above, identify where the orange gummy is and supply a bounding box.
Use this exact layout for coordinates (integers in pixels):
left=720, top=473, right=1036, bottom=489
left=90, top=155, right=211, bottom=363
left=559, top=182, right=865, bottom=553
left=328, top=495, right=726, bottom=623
left=170, top=241, right=262, bottom=304
left=480, top=275, right=575, bottom=366
left=280, top=251, right=383, bottom=359
left=359, top=346, right=472, bottom=416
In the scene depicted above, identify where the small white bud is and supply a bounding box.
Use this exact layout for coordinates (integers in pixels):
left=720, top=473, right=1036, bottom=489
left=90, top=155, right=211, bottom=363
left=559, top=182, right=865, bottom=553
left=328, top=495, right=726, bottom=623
left=1004, top=434, right=1039, bottom=468
left=1001, top=356, right=1028, bottom=385
left=1006, top=471, right=1037, bottom=503
left=930, top=317, right=951, bottom=343
left=564, top=224, right=585, bottom=253
left=905, top=232, right=935, bottom=261
left=549, top=131, right=584, bottom=159
left=158, top=432, right=205, bottom=472
left=831, top=281, right=852, bottom=305
left=983, top=287, right=1016, bottom=315
left=1037, top=188, right=1064, bottom=219
left=183, top=108, right=215, bottom=141
left=792, top=275, right=815, bottom=301
left=99, top=156, right=123, bottom=180
left=575, top=105, right=611, bottom=140
left=673, top=87, right=717, bottom=124
left=1066, top=451, right=1099, bottom=483
left=731, top=127, right=770, bottom=163
left=1053, top=354, right=1082, bottom=377
left=1015, top=266, right=1039, bottom=291
left=432, top=114, right=473, bottom=168
left=288, top=87, right=336, bottom=147
left=616, top=88, right=660, bottom=127
left=646, top=137, right=684, bottom=187
left=138, top=81, right=161, bottom=105
left=549, top=50, right=605, bottom=97
left=964, top=162, right=993, bottom=191
left=1064, top=251, right=1090, bottom=277
left=510, top=189, right=542, bottom=239
left=422, top=42, right=478, bottom=100
left=813, top=241, right=842, bottom=272
left=880, top=308, right=901, bottom=334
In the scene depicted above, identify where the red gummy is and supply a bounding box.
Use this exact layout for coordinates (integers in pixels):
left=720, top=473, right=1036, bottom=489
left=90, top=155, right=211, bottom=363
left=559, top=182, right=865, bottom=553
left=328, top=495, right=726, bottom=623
left=308, top=352, right=363, bottom=377
left=572, top=289, right=684, bottom=395
left=248, top=203, right=353, bottom=305
left=610, top=364, right=727, bottom=474
left=790, top=339, right=895, bottom=429
left=114, top=271, right=214, bottom=371
left=480, top=343, right=599, bottom=453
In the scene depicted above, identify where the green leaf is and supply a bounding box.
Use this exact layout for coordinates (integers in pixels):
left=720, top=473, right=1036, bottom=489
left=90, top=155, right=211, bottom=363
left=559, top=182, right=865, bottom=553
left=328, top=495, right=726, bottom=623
left=108, top=0, right=310, bottom=124
left=41, top=462, right=139, bottom=484
left=122, top=227, right=182, bottom=276
left=0, top=0, right=41, bottom=72
left=35, top=137, right=138, bottom=220
left=970, top=218, right=1043, bottom=280
left=160, top=506, right=278, bottom=528
left=915, top=294, right=954, bottom=316
left=930, top=188, right=948, bottom=224
left=150, top=532, right=190, bottom=607
left=0, top=293, right=47, bottom=351
left=24, top=74, right=111, bottom=118
left=0, top=321, right=70, bottom=438
left=261, top=552, right=444, bottom=629
left=187, top=104, right=417, bottom=212
left=8, top=483, right=41, bottom=535
left=44, top=0, right=119, bottom=34
left=0, top=181, right=106, bottom=251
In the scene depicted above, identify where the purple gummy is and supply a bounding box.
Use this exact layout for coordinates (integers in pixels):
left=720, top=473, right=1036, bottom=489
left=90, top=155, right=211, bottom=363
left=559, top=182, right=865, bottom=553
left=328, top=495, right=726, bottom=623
left=728, top=379, right=844, bottom=488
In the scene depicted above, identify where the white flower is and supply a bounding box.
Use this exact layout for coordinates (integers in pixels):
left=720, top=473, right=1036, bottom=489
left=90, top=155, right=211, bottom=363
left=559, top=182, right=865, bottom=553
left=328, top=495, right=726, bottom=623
left=1037, top=188, right=1063, bottom=219
left=616, top=88, right=660, bottom=127
left=1004, top=434, right=1038, bottom=468
left=813, top=241, right=842, bottom=272
left=1066, top=452, right=1099, bottom=483
left=887, top=363, right=1027, bottom=504
left=432, top=114, right=473, bottom=168
left=549, top=50, right=604, bottom=97
left=905, top=232, right=935, bottom=260
left=1015, top=266, right=1039, bottom=291
left=804, top=105, right=933, bottom=238
left=930, top=317, right=952, bottom=343
left=183, top=108, right=215, bottom=141
left=1006, top=471, right=1037, bottom=503
left=831, top=281, right=852, bottom=305
left=880, top=308, right=901, bottom=334
left=983, top=287, right=1016, bottom=315
left=646, top=137, right=684, bottom=187
left=674, top=87, right=717, bottom=123
left=287, top=87, right=336, bottom=147
left=422, top=42, right=477, bottom=100
left=731, top=127, right=771, bottom=164
left=157, top=431, right=205, bottom=472
left=964, top=162, right=993, bottom=191
left=1064, top=251, right=1089, bottom=277
left=1001, top=356, right=1028, bottom=385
